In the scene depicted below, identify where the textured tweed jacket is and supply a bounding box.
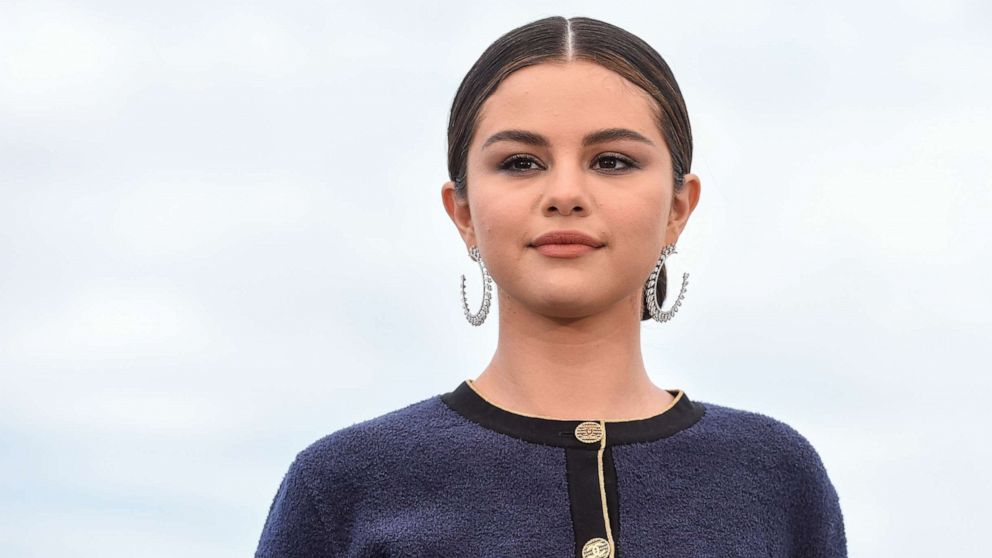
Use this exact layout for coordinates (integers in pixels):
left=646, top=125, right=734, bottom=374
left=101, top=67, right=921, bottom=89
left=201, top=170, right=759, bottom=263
left=255, top=379, right=847, bottom=557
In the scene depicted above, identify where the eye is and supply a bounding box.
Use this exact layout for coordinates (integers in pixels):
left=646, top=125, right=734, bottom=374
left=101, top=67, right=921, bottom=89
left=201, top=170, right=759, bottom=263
left=499, top=154, right=543, bottom=173
left=498, top=153, right=639, bottom=174
left=593, top=153, right=638, bottom=172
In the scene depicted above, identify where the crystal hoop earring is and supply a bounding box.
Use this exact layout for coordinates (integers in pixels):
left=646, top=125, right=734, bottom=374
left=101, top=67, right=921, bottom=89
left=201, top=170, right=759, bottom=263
left=460, top=245, right=493, bottom=326
left=645, top=243, right=689, bottom=323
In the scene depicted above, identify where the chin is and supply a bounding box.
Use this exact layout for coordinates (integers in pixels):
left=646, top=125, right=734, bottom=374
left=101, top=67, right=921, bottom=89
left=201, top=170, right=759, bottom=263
left=532, top=293, right=606, bottom=317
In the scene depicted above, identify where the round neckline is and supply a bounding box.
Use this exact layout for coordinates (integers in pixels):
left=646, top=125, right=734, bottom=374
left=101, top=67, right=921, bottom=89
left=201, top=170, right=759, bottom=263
left=440, top=378, right=706, bottom=448
left=465, top=378, right=683, bottom=422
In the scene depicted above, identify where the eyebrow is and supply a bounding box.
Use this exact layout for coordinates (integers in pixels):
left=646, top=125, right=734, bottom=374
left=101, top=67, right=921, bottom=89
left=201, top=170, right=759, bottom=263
left=480, top=128, right=656, bottom=150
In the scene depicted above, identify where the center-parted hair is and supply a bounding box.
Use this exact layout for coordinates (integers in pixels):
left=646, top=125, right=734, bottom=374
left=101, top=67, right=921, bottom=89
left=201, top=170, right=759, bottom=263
left=446, top=16, right=694, bottom=321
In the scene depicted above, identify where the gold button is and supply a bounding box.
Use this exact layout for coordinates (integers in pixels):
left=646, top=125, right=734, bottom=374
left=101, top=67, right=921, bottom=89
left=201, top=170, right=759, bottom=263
left=581, top=537, right=611, bottom=558
left=574, top=421, right=603, bottom=443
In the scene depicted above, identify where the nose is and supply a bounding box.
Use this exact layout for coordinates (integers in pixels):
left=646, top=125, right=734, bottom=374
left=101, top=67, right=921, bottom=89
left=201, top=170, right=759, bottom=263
left=541, top=159, right=592, bottom=217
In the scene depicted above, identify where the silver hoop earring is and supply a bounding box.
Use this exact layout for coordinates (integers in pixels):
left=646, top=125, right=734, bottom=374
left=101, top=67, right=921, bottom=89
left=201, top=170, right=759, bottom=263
left=460, top=245, right=492, bottom=326
left=645, top=243, right=689, bottom=323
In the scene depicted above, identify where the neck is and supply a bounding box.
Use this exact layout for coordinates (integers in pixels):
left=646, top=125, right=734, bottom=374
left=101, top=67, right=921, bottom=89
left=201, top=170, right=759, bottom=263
left=471, top=287, right=674, bottom=421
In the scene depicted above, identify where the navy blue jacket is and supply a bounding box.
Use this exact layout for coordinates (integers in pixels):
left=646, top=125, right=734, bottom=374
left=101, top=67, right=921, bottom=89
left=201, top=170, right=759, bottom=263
left=255, top=379, right=847, bottom=557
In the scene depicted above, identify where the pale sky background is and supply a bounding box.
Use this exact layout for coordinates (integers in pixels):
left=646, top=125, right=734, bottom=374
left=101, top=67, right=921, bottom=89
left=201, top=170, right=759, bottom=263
left=1, top=1, right=989, bottom=556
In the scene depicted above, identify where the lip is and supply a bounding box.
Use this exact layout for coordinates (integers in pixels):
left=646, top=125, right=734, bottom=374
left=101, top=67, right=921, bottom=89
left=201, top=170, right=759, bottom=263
left=530, top=230, right=605, bottom=248
left=533, top=244, right=599, bottom=258
left=529, top=229, right=604, bottom=259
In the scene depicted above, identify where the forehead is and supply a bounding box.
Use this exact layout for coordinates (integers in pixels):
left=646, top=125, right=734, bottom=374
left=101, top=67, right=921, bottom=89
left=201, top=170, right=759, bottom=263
left=474, top=60, right=662, bottom=147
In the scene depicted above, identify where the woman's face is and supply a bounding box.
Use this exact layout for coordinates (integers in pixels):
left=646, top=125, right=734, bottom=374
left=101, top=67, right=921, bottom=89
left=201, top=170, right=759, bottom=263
left=442, top=59, right=700, bottom=320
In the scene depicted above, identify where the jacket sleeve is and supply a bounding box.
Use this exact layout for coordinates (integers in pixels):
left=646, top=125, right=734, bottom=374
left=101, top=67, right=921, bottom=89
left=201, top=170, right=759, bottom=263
left=255, top=455, right=334, bottom=558
left=787, top=433, right=849, bottom=557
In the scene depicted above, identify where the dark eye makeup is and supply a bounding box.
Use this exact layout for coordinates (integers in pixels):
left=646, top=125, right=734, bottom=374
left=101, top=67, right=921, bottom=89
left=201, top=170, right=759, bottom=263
left=498, top=153, right=639, bottom=174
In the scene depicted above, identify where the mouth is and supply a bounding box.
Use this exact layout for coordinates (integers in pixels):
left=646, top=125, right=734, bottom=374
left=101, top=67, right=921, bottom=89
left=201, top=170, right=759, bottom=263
left=529, top=230, right=606, bottom=257
left=529, top=243, right=602, bottom=258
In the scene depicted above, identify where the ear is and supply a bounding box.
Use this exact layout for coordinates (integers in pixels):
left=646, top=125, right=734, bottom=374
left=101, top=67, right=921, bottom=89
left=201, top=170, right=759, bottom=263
left=665, top=173, right=701, bottom=245
left=441, top=180, right=478, bottom=249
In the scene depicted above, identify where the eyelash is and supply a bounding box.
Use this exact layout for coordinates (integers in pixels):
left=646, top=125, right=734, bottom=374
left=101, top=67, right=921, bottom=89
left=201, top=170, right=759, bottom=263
left=498, top=153, right=639, bottom=174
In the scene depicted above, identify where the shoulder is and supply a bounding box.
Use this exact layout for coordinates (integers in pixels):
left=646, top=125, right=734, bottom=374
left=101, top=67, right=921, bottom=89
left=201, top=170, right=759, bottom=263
left=289, top=393, right=450, bottom=486
left=256, top=394, right=451, bottom=556
left=689, top=399, right=848, bottom=553
left=691, top=398, right=835, bottom=483
left=695, top=399, right=848, bottom=552
left=296, top=393, right=447, bottom=460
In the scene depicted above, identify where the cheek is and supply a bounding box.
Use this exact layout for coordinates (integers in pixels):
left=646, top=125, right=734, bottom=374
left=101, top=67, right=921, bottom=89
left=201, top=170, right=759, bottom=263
left=611, top=218, right=665, bottom=265
left=471, top=190, right=527, bottom=246
left=600, top=193, right=670, bottom=277
left=469, top=193, right=531, bottom=288
left=602, top=190, right=669, bottom=240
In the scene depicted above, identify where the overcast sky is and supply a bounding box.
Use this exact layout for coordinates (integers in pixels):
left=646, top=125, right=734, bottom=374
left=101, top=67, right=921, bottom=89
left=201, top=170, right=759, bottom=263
left=1, top=1, right=989, bottom=556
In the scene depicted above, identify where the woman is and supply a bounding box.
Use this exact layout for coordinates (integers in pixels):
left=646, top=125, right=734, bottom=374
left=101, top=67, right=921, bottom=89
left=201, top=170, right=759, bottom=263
left=255, top=15, right=847, bottom=558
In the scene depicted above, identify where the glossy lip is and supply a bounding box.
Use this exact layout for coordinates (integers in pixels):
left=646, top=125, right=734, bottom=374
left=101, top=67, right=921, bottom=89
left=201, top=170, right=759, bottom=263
left=529, top=229, right=605, bottom=248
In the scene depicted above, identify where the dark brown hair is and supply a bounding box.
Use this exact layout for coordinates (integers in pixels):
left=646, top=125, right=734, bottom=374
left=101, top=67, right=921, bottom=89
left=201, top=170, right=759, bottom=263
left=446, top=16, right=693, bottom=321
